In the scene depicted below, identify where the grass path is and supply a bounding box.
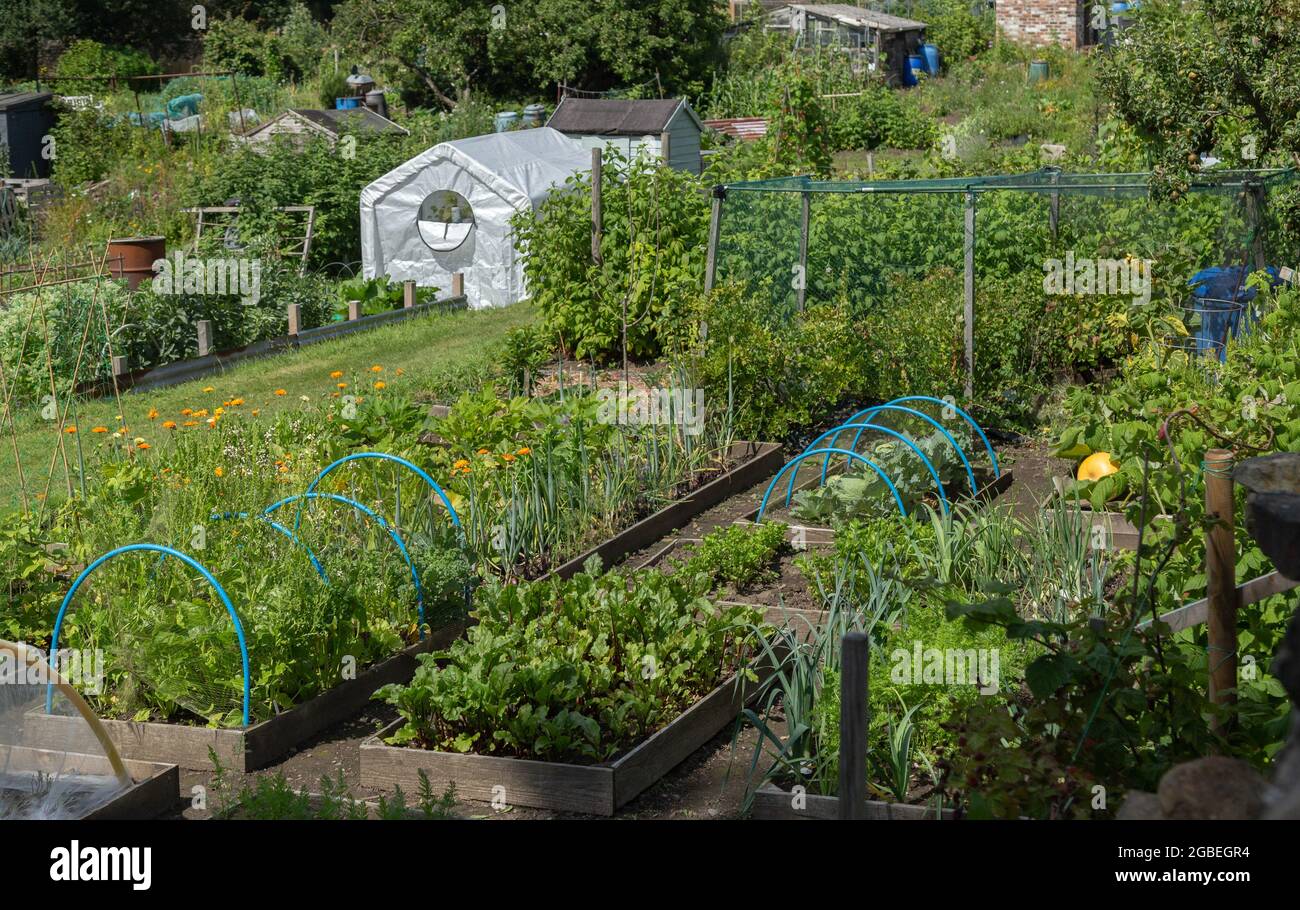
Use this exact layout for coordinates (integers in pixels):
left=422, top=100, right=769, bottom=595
left=4, top=304, right=535, bottom=510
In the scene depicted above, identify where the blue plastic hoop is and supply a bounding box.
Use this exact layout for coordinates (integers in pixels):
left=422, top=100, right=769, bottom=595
left=209, top=511, right=328, bottom=582
left=756, top=448, right=907, bottom=522
left=304, top=452, right=461, bottom=531
left=858, top=396, right=1000, bottom=477
left=826, top=405, right=977, bottom=493
left=47, top=543, right=251, bottom=726
left=794, top=423, right=949, bottom=514
left=263, top=492, right=426, bottom=631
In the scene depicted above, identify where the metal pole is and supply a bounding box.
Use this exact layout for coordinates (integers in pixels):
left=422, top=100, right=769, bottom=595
left=963, top=190, right=975, bottom=402
left=838, top=632, right=869, bottom=819
left=1205, top=448, right=1239, bottom=734
left=1049, top=170, right=1060, bottom=240
left=797, top=189, right=811, bottom=311
left=704, top=186, right=725, bottom=292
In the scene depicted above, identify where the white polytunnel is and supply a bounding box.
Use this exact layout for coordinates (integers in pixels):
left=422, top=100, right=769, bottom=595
left=360, top=127, right=591, bottom=309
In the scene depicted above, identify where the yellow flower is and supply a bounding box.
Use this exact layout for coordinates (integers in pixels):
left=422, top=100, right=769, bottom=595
left=370, top=365, right=383, bottom=373
left=163, top=420, right=177, bottom=429
left=231, top=398, right=244, bottom=406
left=453, top=459, right=470, bottom=470
left=183, top=420, right=199, bottom=427
left=214, top=407, right=225, bottom=416
left=214, top=467, right=224, bottom=477
left=275, top=389, right=287, bottom=396
left=501, top=453, right=516, bottom=463
left=373, top=381, right=386, bottom=390
left=337, top=382, right=347, bottom=390
left=202, top=386, right=215, bottom=393
left=330, top=370, right=344, bottom=379
left=194, top=409, right=208, bottom=418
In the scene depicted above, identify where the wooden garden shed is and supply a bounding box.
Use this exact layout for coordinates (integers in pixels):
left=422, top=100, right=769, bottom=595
left=0, top=92, right=55, bottom=179
left=546, top=97, right=704, bottom=175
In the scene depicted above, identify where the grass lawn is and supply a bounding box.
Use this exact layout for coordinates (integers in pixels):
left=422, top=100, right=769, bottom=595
left=3, top=303, right=535, bottom=511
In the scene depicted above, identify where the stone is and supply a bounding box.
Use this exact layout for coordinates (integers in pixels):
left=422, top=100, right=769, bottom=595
left=1116, top=790, right=1163, bottom=820
left=1157, top=756, right=1266, bottom=819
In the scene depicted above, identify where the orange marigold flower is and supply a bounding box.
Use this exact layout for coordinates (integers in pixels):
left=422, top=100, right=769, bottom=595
left=163, top=420, right=177, bottom=429
left=183, top=420, right=199, bottom=427
left=231, top=398, right=244, bottom=406
left=330, top=370, right=343, bottom=379
left=214, top=467, right=224, bottom=477
left=202, top=386, right=215, bottom=393
left=181, top=408, right=193, bottom=416
left=501, top=453, right=516, bottom=462
left=476, top=448, right=489, bottom=455
left=251, top=409, right=260, bottom=416
left=516, top=447, right=531, bottom=456
left=453, top=459, right=470, bottom=470
left=370, top=365, right=383, bottom=373
left=138, top=443, right=151, bottom=450
left=274, top=389, right=287, bottom=396
left=64, top=425, right=77, bottom=434
left=147, top=407, right=159, bottom=420
left=373, top=381, right=386, bottom=390
left=337, top=382, right=347, bottom=390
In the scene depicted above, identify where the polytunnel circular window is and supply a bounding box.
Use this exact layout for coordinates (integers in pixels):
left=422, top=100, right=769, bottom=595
left=417, top=190, right=475, bottom=252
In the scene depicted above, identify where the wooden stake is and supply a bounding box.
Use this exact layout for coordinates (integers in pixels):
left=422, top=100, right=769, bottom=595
left=838, top=631, right=869, bottom=819
left=660, top=130, right=671, bottom=166
left=591, top=147, right=603, bottom=266
left=704, top=187, right=723, bottom=292
left=287, top=302, right=301, bottom=336
left=347, top=299, right=361, bottom=321
left=196, top=319, right=213, bottom=357
left=451, top=272, right=464, bottom=298
left=403, top=279, right=415, bottom=309
left=1205, top=448, right=1239, bottom=734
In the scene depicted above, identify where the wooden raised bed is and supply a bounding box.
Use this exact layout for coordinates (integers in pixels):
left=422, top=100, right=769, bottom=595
left=360, top=668, right=770, bottom=816
left=1, top=747, right=178, bottom=820
left=25, top=622, right=467, bottom=772
left=1048, top=476, right=1171, bottom=551
left=750, top=782, right=955, bottom=820
left=545, top=440, right=784, bottom=580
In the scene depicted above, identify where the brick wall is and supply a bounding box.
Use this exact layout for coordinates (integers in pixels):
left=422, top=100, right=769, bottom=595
left=998, top=0, right=1089, bottom=47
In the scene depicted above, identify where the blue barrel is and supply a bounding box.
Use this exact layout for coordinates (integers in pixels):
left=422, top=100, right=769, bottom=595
left=521, top=103, right=546, bottom=127
left=335, top=96, right=361, bottom=110
left=922, top=43, right=940, bottom=75
left=1110, top=1, right=1130, bottom=12
left=904, top=54, right=924, bottom=87
left=1187, top=265, right=1280, bottom=361
left=494, top=110, right=519, bottom=132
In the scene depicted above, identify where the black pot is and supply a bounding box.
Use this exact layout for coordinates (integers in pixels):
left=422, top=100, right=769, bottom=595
left=1234, top=453, right=1300, bottom=581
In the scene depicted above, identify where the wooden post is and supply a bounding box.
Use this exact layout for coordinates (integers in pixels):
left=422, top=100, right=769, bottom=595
left=403, top=280, right=415, bottom=309
left=963, top=190, right=976, bottom=402
left=286, top=303, right=301, bottom=336
left=838, top=632, right=869, bottom=820
left=451, top=272, right=464, bottom=298
left=196, top=320, right=213, bottom=357
left=660, top=130, right=671, bottom=166
left=704, top=187, right=724, bottom=293
left=797, top=189, right=811, bottom=311
left=591, top=147, right=603, bottom=266
left=111, top=355, right=128, bottom=378
left=1205, top=448, right=1239, bottom=734
left=347, top=299, right=361, bottom=321
left=1246, top=184, right=1267, bottom=272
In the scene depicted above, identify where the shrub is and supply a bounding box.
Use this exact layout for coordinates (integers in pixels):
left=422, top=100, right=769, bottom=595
left=54, top=39, right=160, bottom=93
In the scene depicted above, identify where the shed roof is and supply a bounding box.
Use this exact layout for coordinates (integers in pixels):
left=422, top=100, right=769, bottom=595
left=547, top=97, right=702, bottom=137
left=782, top=4, right=926, bottom=31
left=0, top=92, right=54, bottom=111
left=241, top=107, right=408, bottom=140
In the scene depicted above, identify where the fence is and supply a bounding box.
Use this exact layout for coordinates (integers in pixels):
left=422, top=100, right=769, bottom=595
left=704, top=167, right=1299, bottom=399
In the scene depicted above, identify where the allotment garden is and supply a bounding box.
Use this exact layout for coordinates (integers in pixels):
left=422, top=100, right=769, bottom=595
left=3, top=0, right=1300, bottom=825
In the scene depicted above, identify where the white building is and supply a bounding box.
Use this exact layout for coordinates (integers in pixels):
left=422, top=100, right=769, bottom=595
left=359, top=128, right=590, bottom=309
